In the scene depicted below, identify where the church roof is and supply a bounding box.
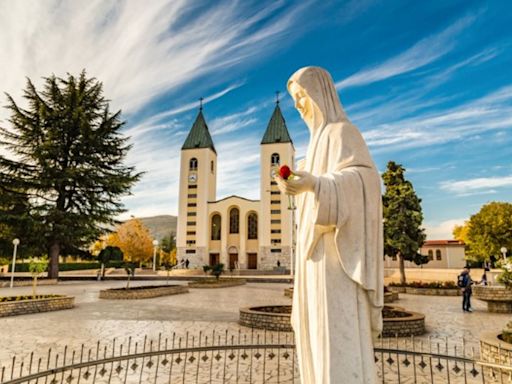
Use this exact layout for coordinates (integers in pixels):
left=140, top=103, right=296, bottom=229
left=261, top=104, right=293, bottom=145
left=182, top=110, right=216, bottom=153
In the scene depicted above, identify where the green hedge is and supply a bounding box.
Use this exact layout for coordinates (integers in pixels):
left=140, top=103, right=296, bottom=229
left=7, top=261, right=125, bottom=272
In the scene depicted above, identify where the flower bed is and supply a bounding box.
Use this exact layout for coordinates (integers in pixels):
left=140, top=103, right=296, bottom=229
left=388, top=281, right=460, bottom=296
left=473, top=285, right=512, bottom=313
left=188, top=278, right=246, bottom=289
left=239, top=304, right=425, bottom=337
left=99, top=284, right=189, bottom=299
left=0, top=279, right=58, bottom=288
left=239, top=305, right=293, bottom=332
left=384, top=291, right=399, bottom=303
left=0, top=295, right=74, bottom=317
left=381, top=305, right=426, bottom=337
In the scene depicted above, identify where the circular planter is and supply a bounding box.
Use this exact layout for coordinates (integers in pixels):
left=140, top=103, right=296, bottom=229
left=404, top=287, right=460, bottom=296
left=0, top=295, right=74, bottom=317
left=381, top=306, right=426, bottom=337
left=384, top=291, right=399, bottom=303
left=388, top=286, right=459, bottom=296
left=239, top=305, right=293, bottom=332
left=188, top=279, right=246, bottom=289
left=239, top=304, right=426, bottom=337
left=480, top=331, right=512, bottom=373
left=99, top=284, right=189, bottom=299
left=388, top=286, right=406, bottom=294
left=474, top=286, right=512, bottom=313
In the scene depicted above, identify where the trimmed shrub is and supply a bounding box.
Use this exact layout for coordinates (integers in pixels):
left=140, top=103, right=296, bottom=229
left=388, top=281, right=458, bottom=289
left=8, top=261, right=125, bottom=272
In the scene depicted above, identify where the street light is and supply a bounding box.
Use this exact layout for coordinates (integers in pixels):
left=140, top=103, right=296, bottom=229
left=152, top=240, right=159, bottom=272
left=10, top=238, right=20, bottom=289
left=501, top=247, right=508, bottom=260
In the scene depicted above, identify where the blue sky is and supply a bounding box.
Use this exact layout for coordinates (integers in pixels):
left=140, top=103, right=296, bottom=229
left=1, top=0, right=511, bottom=239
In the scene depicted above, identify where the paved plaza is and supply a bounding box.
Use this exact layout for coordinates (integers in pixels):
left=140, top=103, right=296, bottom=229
left=0, top=280, right=509, bottom=366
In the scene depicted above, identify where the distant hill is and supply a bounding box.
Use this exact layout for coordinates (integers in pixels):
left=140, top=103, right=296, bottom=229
left=139, top=215, right=177, bottom=241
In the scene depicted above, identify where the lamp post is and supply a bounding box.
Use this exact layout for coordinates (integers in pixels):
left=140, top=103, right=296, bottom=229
left=501, top=247, right=508, bottom=260
left=152, top=240, right=159, bottom=272
left=10, top=238, right=20, bottom=289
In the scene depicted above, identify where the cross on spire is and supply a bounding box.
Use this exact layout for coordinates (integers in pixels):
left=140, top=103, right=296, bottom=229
left=275, top=91, right=280, bottom=105
left=199, top=97, right=204, bottom=111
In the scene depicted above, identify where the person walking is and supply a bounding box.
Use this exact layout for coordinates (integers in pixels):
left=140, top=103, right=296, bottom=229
left=458, top=267, right=473, bottom=312
left=185, top=259, right=190, bottom=269
left=480, top=267, right=489, bottom=286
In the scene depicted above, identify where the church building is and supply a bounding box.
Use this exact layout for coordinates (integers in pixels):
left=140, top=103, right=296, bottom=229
left=176, top=101, right=295, bottom=270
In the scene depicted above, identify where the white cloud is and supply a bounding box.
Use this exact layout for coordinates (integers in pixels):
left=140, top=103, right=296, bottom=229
left=358, top=82, right=512, bottom=153
left=439, top=175, right=512, bottom=195
left=423, top=218, right=467, bottom=240
left=0, top=1, right=312, bottom=217
left=336, top=13, right=477, bottom=89
left=0, top=1, right=307, bottom=121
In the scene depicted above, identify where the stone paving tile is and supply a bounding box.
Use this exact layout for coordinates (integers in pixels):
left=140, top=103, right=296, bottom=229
left=0, top=280, right=510, bottom=380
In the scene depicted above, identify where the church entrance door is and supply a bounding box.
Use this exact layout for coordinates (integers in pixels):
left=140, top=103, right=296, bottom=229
left=229, top=253, right=238, bottom=270
left=209, top=253, right=219, bottom=266
left=247, top=253, right=257, bottom=269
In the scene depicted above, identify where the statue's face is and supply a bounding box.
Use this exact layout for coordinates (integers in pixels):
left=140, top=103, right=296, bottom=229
left=289, top=81, right=313, bottom=122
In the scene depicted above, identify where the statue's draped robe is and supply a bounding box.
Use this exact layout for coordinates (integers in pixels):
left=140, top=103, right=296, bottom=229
left=289, top=67, right=383, bottom=384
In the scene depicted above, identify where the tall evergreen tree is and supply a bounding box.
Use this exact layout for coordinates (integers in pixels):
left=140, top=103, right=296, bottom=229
left=382, top=161, right=426, bottom=284
left=0, top=71, right=141, bottom=278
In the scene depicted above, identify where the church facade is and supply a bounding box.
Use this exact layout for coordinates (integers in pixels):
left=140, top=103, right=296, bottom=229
left=176, top=102, right=295, bottom=270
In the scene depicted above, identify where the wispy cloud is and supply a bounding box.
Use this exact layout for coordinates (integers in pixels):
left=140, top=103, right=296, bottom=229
left=336, top=12, right=477, bottom=89
left=210, top=106, right=260, bottom=135
left=0, top=1, right=315, bottom=217
left=358, top=82, right=512, bottom=152
left=0, top=1, right=307, bottom=121
left=439, top=175, right=512, bottom=195
left=123, top=83, right=244, bottom=139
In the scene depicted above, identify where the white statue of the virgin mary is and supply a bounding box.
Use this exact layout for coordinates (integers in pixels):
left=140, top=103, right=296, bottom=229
left=275, top=66, right=384, bottom=384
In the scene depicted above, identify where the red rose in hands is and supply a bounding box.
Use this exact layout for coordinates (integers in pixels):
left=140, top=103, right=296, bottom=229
left=279, top=165, right=292, bottom=180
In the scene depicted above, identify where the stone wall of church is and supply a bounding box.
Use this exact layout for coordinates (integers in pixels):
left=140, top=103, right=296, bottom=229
left=177, top=247, right=207, bottom=268
left=259, top=246, right=292, bottom=270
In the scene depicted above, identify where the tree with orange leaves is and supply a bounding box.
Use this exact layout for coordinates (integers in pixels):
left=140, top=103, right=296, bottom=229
left=109, top=218, right=154, bottom=264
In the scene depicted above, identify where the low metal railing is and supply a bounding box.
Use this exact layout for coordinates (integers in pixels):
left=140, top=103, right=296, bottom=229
left=1, top=330, right=512, bottom=383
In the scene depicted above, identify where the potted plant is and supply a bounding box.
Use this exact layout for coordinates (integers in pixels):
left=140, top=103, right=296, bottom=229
left=211, top=263, right=224, bottom=281
left=28, top=257, right=49, bottom=296
left=124, top=262, right=136, bottom=289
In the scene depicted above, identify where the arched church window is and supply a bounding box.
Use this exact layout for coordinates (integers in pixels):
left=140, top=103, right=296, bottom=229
left=211, top=160, right=214, bottom=174
left=436, top=249, right=442, bottom=260
left=428, top=250, right=433, bottom=260
left=271, top=153, right=280, bottom=166
left=211, top=214, right=221, bottom=240
left=189, top=158, right=198, bottom=170
left=248, top=213, right=258, bottom=239
left=230, top=208, right=240, bottom=234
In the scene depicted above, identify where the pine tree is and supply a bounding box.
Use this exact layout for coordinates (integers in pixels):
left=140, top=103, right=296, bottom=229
left=0, top=71, right=141, bottom=278
left=382, top=161, right=426, bottom=284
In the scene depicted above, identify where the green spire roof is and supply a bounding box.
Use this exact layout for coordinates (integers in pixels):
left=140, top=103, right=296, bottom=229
left=182, top=110, right=216, bottom=153
left=261, top=104, right=293, bottom=145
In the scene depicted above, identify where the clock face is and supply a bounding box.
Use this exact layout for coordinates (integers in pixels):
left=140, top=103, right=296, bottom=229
left=188, top=173, right=197, bottom=183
